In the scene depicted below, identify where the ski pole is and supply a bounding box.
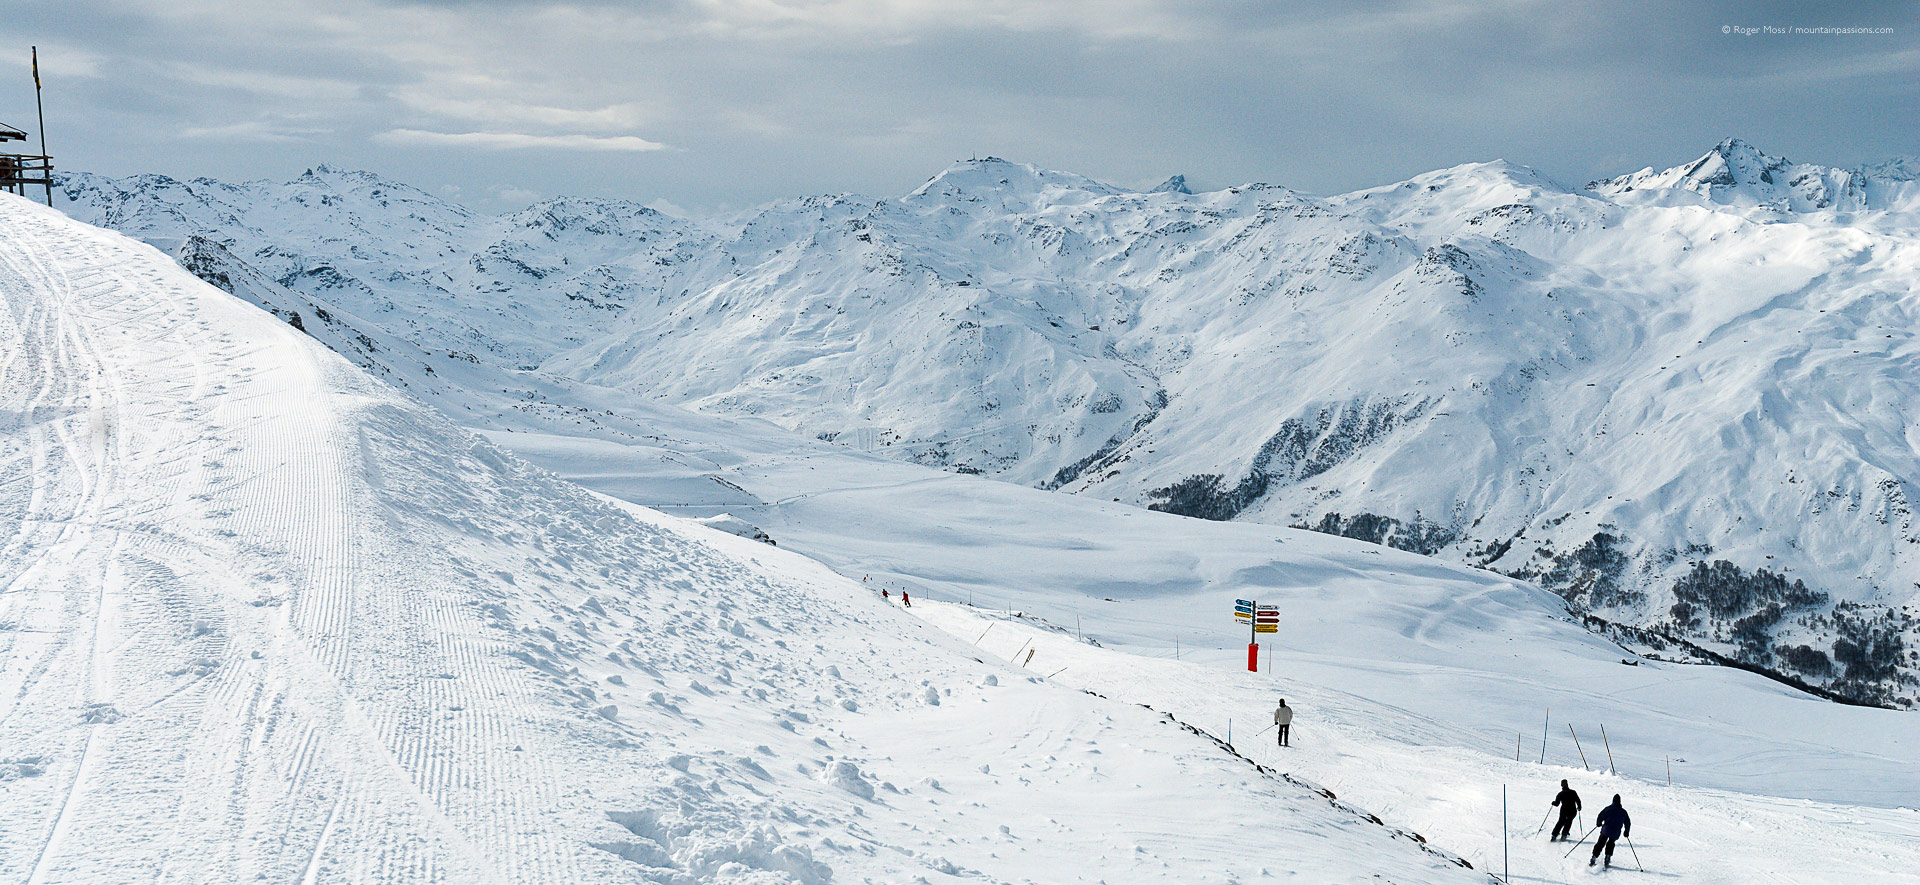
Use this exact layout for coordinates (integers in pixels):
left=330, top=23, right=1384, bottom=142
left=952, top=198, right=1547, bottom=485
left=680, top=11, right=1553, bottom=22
left=1533, top=807, right=1552, bottom=835
left=1562, top=827, right=1597, bottom=858
left=1626, top=836, right=1642, bottom=871
left=1252, top=722, right=1277, bottom=738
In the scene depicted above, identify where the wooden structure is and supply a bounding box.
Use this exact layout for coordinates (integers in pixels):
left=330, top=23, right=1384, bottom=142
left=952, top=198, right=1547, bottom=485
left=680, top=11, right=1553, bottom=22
left=0, top=121, right=55, bottom=205
left=4, top=47, right=54, bottom=206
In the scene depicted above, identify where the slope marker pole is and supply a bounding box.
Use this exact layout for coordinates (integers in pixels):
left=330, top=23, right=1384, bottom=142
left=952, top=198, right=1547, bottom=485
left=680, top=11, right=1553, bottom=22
left=1502, top=784, right=1509, bottom=884
left=1569, top=724, right=1589, bottom=770
left=1600, top=724, right=1616, bottom=775
left=1515, top=732, right=1521, bottom=762
left=1538, top=708, right=1549, bottom=764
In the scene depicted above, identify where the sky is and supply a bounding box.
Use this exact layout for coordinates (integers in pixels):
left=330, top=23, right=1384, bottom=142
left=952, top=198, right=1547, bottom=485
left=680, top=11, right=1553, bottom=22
left=1, top=0, right=1914, bottom=215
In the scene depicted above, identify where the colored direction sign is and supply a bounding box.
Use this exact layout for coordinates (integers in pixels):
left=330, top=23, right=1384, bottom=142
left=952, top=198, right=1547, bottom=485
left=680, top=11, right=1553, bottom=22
left=1234, top=599, right=1281, bottom=669
left=1233, top=600, right=1282, bottom=628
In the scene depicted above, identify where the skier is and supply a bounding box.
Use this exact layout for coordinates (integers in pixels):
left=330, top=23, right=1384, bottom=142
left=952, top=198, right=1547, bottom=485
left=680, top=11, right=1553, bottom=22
left=1273, top=699, right=1293, bottom=747
left=901, top=590, right=912, bottom=608
left=881, top=589, right=890, bottom=601
left=1550, top=779, right=1582, bottom=841
left=1590, top=794, right=1631, bottom=869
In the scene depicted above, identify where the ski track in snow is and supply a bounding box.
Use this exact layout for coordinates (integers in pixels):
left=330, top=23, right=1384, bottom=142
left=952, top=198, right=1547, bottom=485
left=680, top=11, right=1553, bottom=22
left=1, top=194, right=1506, bottom=883
left=0, top=196, right=505, bottom=883
left=488, top=418, right=1919, bottom=883
left=912, top=601, right=1920, bottom=885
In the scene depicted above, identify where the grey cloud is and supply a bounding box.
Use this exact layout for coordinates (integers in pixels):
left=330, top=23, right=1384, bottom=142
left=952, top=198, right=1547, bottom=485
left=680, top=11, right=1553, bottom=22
left=0, top=0, right=1911, bottom=213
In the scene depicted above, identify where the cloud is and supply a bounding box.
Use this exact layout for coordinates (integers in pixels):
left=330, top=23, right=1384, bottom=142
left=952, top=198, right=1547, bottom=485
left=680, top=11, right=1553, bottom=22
left=20, top=0, right=1917, bottom=214
left=392, top=92, right=659, bottom=130
left=376, top=129, right=671, bottom=151
left=178, top=121, right=319, bottom=143
left=492, top=184, right=541, bottom=204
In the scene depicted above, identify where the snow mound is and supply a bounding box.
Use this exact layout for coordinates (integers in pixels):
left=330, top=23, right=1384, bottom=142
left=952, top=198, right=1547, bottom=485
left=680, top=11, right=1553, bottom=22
left=690, top=513, right=776, bottom=545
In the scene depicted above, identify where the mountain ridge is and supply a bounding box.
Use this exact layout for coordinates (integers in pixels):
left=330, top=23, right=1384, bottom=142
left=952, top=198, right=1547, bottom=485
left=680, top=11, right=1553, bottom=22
left=54, top=139, right=1920, bottom=707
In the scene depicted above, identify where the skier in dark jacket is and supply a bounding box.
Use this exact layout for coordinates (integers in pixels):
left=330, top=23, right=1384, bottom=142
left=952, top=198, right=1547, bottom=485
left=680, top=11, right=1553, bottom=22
left=1550, top=779, right=1582, bottom=841
left=1590, top=795, right=1630, bottom=868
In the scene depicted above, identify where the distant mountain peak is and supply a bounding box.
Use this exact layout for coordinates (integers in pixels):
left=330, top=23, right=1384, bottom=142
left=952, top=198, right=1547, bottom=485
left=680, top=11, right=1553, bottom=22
left=1152, top=175, right=1192, bottom=195
left=905, top=157, right=1123, bottom=207
left=1712, top=136, right=1768, bottom=158
left=1679, top=138, right=1791, bottom=189
left=1586, top=138, right=1919, bottom=214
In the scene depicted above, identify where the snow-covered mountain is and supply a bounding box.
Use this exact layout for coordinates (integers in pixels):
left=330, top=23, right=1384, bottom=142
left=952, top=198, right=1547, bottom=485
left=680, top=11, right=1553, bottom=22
left=4, top=193, right=1528, bottom=883
left=1589, top=137, right=1920, bottom=217
left=57, top=140, right=1920, bottom=707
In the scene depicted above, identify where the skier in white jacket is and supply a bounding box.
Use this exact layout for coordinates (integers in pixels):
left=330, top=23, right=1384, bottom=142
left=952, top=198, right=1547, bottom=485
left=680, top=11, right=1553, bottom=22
left=1273, top=699, right=1293, bottom=747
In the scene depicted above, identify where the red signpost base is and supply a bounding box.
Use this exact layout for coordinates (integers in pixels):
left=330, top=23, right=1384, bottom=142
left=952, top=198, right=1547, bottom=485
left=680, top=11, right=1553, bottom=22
left=1246, top=642, right=1259, bottom=672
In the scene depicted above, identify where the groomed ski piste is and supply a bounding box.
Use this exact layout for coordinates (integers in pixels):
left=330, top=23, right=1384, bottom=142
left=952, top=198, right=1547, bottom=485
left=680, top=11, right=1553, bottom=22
left=0, top=194, right=1497, bottom=882
left=3, top=189, right=1917, bottom=883
left=493, top=409, right=1920, bottom=884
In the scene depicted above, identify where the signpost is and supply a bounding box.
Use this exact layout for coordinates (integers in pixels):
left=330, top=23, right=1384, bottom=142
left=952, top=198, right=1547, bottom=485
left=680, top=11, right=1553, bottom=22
left=1233, top=599, right=1280, bottom=671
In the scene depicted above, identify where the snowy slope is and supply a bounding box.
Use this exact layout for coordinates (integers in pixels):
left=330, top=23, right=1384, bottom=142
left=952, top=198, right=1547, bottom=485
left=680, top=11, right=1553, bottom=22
left=56, top=142, right=1920, bottom=706
left=473, top=372, right=1920, bottom=884
left=0, top=194, right=1498, bottom=883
